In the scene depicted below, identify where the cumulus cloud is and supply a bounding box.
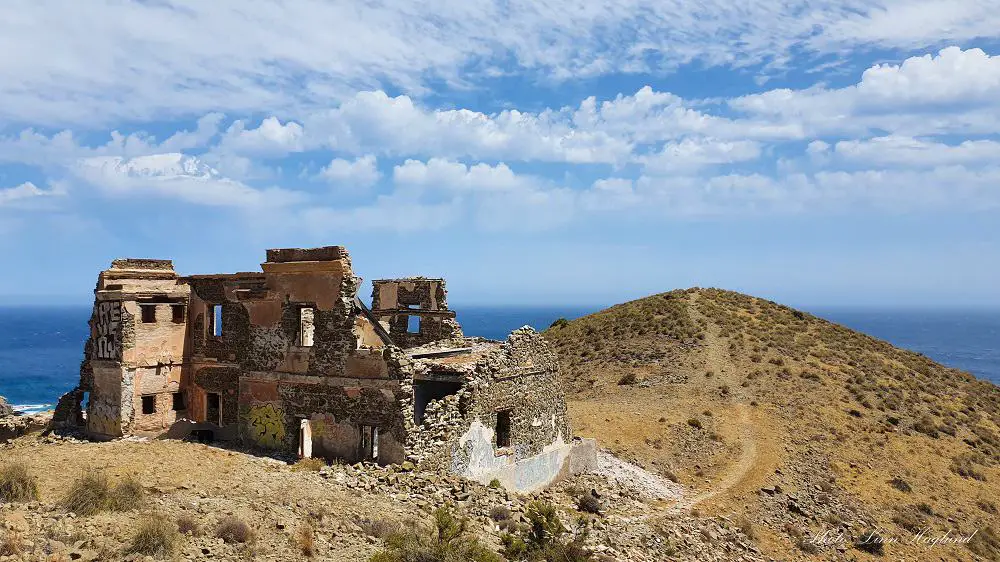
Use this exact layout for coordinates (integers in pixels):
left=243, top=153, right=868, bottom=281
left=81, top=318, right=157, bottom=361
left=73, top=153, right=304, bottom=208
left=638, top=138, right=763, bottom=173
left=318, top=155, right=380, bottom=187
left=0, top=182, right=64, bottom=207
left=219, top=117, right=305, bottom=156
left=833, top=136, right=1000, bottom=167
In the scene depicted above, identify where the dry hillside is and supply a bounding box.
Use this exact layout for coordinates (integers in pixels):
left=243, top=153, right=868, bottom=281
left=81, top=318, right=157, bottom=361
left=546, top=287, right=1000, bottom=561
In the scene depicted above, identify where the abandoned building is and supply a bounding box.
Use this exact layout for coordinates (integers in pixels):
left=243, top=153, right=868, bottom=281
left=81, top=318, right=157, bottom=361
left=52, top=246, right=592, bottom=491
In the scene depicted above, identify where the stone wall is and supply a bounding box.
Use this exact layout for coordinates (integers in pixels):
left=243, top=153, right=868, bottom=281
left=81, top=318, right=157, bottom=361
left=402, top=328, right=574, bottom=491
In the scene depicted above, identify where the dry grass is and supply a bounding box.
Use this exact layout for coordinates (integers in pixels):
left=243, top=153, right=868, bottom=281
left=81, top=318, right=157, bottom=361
left=61, top=471, right=145, bottom=516
left=124, top=514, right=179, bottom=557
left=215, top=516, right=254, bottom=544
left=177, top=514, right=201, bottom=536
left=291, top=457, right=326, bottom=472
left=296, top=522, right=316, bottom=557
left=0, top=462, right=38, bottom=503
left=0, top=530, right=24, bottom=556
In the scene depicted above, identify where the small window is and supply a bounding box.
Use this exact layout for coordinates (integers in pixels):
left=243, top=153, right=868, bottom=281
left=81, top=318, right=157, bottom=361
left=361, top=425, right=379, bottom=460
left=172, top=392, right=185, bottom=411
left=496, top=410, right=511, bottom=448
left=211, top=305, right=223, bottom=337
left=141, top=395, right=156, bottom=415
left=299, top=307, right=315, bottom=347
left=206, top=393, right=221, bottom=424
left=406, top=315, right=420, bottom=334
left=140, top=305, right=156, bottom=323
left=172, top=304, right=186, bottom=324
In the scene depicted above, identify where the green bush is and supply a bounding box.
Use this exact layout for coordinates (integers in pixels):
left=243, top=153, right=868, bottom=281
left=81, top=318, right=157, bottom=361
left=369, top=507, right=501, bottom=562
left=549, top=318, right=570, bottom=329
left=501, top=501, right=592, bottom=561
left=0, top=463, right=38, bottom=503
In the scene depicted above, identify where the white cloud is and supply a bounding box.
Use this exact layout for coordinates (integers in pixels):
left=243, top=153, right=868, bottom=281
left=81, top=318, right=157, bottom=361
left=318, top=155, right=380, bottom=187
left=730, top=48, right=1000, bottom=137
left=0, top=182, right=64, bottom=207
left=393, top=159, right=532, bottom=192
left=639, top=138, right=762, bottom=173
left=9, top=1, right=997, bottom=125
left=834, top=136, right=1000, bottom=166
left=219, top=117, right=305, bottom=156
left=73, top=153, right=304, bottom=208
left=301, top=197, right=459, bottom=233
left=304, top=91, right=632, bottom=164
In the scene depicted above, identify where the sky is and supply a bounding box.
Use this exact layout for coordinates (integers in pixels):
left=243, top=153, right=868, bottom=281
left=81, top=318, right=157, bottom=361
left=1, top=1, right=999, bottom=309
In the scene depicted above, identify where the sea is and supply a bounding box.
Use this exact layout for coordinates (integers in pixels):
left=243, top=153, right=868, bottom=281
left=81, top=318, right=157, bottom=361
left=0, top=305, right=997, bottom=414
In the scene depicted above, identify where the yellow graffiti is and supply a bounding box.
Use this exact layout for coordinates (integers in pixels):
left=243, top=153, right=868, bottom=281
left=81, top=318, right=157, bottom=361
left=247, top=404, right=286, bottom=448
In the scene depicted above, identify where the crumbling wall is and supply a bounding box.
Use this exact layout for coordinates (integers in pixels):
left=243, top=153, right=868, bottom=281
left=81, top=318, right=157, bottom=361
left=371, top=278, right=463, bottom=348
left=404, top=328, right=573, bottom=490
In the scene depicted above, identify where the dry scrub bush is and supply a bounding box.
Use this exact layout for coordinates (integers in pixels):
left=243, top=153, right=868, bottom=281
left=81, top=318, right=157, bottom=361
left=297, top=522, right=316, bottom=557
left=124, top=514, right=179, bottom=557
left=216, top=516, right=254, bottom=544
left=62, top=472, right=144, bottom=516
left=177, top=514, right=201, bottom=536
left=292, top=457, right=326, bottom=472
left=0, top=530, right=24, bottom=556
left=0, top=462, right=38, bottom=503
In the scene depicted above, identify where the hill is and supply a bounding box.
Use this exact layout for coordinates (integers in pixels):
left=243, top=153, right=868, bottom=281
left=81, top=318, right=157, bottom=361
left=545, top=287, right=1000, bottom=561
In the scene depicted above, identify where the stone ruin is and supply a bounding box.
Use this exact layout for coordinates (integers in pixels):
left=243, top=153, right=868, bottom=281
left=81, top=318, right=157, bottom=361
left=52, top=246, right=594, bottom=492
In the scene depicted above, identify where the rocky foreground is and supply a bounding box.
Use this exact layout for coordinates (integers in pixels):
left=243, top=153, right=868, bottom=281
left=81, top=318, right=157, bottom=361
left=0, top=431, right=760, bottom=561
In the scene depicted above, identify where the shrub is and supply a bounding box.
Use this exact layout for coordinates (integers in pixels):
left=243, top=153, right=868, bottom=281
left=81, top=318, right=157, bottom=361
left=62, top=472, right=111, bottom=516
left=369, top=507, right=502, bottom=562
left=490, top=505, right=512, bottom=522
left=292, top=457, right=326, bottom=472
left=358, top=517, right=401, bottom=539
left=549, top=318, right=570, bottom=329
left=687, top=418, right=703, bottom=430
left=733, top=516, right=755, bottom=540
left=889, top=476, right=912, bottom=493
left=576, top=493, right=601, bottom=514
left=297, top=522, right=316, bottom=557
left=892, top=505, right=928, bottom=533
left=855, top=529, right=886, bottom=555
left=951, top=453, right=988, bottom=481
left=124, top=514, right=179, bottom=557
left=913, top=416, right=940, bottom=438
left=489, top=478, right=502, bottom=489
left=108, top=474, right=145, bottom=511
left=177, top=514, right=201, bottom=536
left=0, top=531, right=23, bottom=556
left=61, top=472, right=144, bottom=516
left=977, top=499, right=999, bottom=514
left=617, top=373, right=638, bottom=386
left=501, top=501, right=592, bottom=561
left=216, top=516, right=254, bottom=544
left=0, top=462, right=38, bottom=503
left=967, top=526, right=1000, bottom=561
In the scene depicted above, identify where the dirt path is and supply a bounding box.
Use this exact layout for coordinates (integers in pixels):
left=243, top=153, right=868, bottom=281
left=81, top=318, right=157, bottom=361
left=671, top=403, right=758, bottom=513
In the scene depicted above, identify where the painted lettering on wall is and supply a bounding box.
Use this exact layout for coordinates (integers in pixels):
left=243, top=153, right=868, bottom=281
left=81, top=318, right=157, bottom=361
left=247, top=403, right=286, bottom=448
left=94, top=301, right=122, bottom=360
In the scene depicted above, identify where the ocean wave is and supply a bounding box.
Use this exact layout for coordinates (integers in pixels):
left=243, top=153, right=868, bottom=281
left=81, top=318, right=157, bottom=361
left=11, top=403, right=53, bottom=414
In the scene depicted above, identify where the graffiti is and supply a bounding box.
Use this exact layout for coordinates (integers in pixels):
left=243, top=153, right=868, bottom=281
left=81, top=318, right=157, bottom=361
left=88, top=399, right=121, bottom=436
left=247, top=403, right=286, bottom=448
left=94, top=301, right=122, bottom=360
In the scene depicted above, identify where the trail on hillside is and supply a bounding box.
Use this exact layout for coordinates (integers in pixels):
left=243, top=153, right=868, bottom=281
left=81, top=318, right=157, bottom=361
left=670, top=404, right=757, bottom=513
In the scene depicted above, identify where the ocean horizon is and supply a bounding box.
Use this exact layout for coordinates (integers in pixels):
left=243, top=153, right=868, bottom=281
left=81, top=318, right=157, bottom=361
left=1, top=304, right=997, bottom=414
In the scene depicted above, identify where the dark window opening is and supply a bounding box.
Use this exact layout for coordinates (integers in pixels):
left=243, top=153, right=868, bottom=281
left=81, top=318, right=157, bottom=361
left=406, top=315, right=420, bottom=334
left=172, top=392, right=185, bottom=411
left=211, top=305, right=223, bottom=337
left=140, top=305, right=156, bottom=323
left=141, top=395, right=156, bottom=415
left=206, top=392, right=221, bottom=425
left=496, top=410, right=512, bottom=448
left=172, top=304, right=186, bottom=324
left=360, top=425, right=379, bottom=460
left=413, top=379, right=462, bottom=424
left=298, top=307, right=315, bottom=347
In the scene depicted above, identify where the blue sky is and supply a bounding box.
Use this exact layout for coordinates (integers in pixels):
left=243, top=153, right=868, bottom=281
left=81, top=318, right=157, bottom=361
left=1, top=1, right=999, bottom=308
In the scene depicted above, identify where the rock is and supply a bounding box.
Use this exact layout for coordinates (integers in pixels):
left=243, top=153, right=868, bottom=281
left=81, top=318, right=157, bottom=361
left=0, top=395, right=13, bottom=416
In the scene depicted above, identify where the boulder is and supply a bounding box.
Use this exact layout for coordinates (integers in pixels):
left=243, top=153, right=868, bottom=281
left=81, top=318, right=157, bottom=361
left=0, top=395, right=14, bottom=417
